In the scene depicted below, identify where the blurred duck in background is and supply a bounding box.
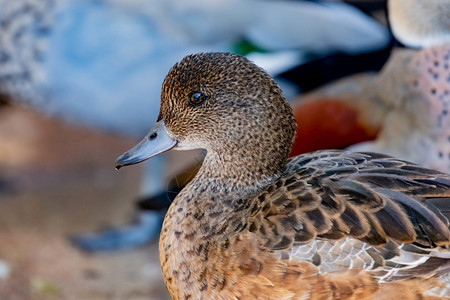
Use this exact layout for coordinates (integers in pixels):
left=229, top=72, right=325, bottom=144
left=291, top=0, right=450, bottom=174
left=0, top=0, right=392, bottom=251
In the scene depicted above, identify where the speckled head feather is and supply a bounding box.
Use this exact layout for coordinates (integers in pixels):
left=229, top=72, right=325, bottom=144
left=159, top=53, right=296, bottom=183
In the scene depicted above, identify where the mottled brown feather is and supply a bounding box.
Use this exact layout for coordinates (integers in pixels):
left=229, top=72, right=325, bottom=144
left=250, top=151, right=450, bottom=251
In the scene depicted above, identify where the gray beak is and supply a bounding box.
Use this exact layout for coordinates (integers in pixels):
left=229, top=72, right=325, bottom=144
left=115, top=120, right=176, bottom=169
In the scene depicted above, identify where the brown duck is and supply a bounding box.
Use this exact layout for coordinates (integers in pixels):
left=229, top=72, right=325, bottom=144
left=116, top=53, right=450, bottom=299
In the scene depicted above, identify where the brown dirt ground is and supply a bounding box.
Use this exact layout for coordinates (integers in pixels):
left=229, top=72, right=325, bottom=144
left=0, top=105, right=171, bottom=300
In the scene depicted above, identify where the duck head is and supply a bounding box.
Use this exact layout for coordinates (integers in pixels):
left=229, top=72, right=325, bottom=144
left=116, top=53, right=296, bottom=180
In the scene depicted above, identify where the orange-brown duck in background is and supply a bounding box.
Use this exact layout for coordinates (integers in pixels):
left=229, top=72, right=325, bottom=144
left=116, top=53, right=450, bottom=299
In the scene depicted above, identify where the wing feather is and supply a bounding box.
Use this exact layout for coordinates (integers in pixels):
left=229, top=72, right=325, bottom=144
left=247, top=150, right=450, bottom=280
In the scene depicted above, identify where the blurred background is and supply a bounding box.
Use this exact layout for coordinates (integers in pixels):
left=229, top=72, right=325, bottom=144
left=1, top=0, right=449, bottom=299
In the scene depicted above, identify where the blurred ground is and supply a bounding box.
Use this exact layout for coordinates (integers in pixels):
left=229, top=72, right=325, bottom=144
left=0, top=105, right=170, bottom=300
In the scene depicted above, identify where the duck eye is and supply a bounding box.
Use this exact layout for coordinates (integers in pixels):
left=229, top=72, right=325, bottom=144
left=188, top=92, right=206, bottom=106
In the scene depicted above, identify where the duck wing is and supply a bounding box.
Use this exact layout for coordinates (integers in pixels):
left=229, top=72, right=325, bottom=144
left=247, top=150, right=450, bottom=280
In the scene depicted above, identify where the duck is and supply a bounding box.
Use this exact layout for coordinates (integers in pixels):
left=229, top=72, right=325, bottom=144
left=124, top=0, right=450, bottom=253
left=116, top=52, right=450, bottom=299
left=348, top=43, right=450, bottom=173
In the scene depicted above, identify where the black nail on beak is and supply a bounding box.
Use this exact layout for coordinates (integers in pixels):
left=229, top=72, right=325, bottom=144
left=115, top=153, right=131, bottom=170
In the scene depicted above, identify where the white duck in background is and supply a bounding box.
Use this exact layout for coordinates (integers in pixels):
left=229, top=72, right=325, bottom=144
left=347, top=44, right=450, bottom=173
left=0, top=0, right=390, bottom=251
left=348, top=0, right=450, bottom=174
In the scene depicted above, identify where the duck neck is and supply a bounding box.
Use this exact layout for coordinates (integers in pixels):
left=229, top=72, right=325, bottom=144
left=195, top=148, right=285, bottom=195
left=163, top=147, right=285, bottom=235
left=159, top=148, right=286, bottom=298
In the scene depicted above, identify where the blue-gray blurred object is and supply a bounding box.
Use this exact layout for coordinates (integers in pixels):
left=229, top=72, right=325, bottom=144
left=70, top=210, right=165, bottom=252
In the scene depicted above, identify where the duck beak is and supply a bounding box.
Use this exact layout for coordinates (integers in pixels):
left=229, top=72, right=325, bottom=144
left=115, top=120, right=176, bottom=169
